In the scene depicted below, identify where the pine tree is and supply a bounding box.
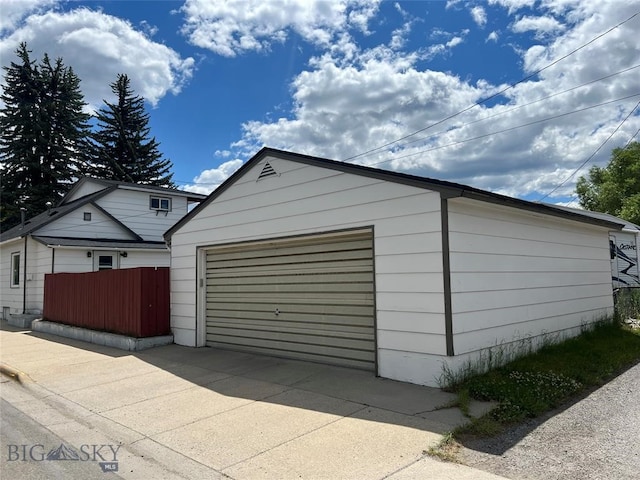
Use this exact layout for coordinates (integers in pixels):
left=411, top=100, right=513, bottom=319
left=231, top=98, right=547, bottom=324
left=89, top=74, right=174, bottom=187
left=0, top=43, right=92, bottom=230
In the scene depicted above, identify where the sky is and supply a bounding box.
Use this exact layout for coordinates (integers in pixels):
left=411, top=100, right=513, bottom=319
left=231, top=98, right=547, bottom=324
left=1, top=0, right=639, bottom=205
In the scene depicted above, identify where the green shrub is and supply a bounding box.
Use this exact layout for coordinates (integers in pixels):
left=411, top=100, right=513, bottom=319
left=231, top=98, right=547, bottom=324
left=615, top=287, right=640, bottom=320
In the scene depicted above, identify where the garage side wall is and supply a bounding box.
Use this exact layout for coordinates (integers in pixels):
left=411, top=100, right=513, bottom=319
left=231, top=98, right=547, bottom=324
left=170, top=156, right=447, bottom=384
left=448, top=198, right=614, bottom=357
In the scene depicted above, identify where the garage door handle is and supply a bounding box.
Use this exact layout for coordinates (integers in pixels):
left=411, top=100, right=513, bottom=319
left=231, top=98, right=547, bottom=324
left=274, top=308, right=280, bottom=316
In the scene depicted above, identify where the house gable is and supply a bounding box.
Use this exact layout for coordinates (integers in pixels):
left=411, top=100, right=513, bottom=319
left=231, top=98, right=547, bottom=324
left=96, top=188, right=191, bottom=242
left=61, top=178, right=111, bottom=205
left=34, top=202, right=140, bottom=240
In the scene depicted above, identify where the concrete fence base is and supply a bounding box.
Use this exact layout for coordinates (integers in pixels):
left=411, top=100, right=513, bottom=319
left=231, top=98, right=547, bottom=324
left=7, top=314, right=40, bottom=329
left=31, top=320, right=173, bottom=352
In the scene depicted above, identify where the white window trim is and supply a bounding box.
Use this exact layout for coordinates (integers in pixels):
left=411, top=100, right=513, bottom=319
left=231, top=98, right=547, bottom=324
left=10, top=251, right=20, bottom=288
left=149, top=195, right=172, bottom=212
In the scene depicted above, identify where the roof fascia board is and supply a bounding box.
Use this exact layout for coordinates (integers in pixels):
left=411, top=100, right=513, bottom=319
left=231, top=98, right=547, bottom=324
left=115, top=183, right=206, bottom=200
left=456, top=191, right=624, bottom=230
left=165, top=151, right=266, bottom=240
left=164, top=147, right=624, bottom=240
left=59, top=178, right=113, bottom=206
left=29, top=235, right=169, bottom=252
left=0, top=188, right=115, bottom=242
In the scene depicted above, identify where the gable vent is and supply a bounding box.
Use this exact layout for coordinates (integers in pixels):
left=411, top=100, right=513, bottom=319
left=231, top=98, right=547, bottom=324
left=257, top=161, right=278, bottom=180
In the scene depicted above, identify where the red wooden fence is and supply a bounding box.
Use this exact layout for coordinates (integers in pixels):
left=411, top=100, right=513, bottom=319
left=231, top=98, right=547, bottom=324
left=43, top=267, right=170, bottom=338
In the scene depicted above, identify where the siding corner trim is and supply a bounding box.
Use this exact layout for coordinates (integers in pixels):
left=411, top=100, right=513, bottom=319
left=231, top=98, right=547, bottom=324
left=440, top=197, right=454, bottom=356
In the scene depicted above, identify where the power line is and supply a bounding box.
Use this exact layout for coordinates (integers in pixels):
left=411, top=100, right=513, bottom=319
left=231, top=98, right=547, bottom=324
left=624, top=126, right=640, bottom=146
left=342, top=10, right=640, bottom=163
left=365, top=93, right=640, bottom=167
left=520, top=124, right=640, bottom=207
left=173, top=77, right=640, bottom=190
left=538, top=98, right=640, bottom=201
left=386, top=65, right=640, bottom=153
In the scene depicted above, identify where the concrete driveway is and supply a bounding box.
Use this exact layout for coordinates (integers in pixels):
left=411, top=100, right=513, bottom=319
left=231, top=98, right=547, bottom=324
left=0, top=322, right=504, bottom=479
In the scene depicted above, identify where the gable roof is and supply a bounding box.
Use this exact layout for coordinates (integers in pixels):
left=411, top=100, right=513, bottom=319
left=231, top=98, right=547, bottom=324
left=165, top=147, right=624, bottom=241
left=547, top=204, right=640, bottom=232
left=63, top=177, right=206, bottom=206
left=0, top=189, right=140, bottom=243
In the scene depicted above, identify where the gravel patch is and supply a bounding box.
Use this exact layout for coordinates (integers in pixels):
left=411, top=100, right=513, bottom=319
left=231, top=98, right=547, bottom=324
left=459, top=362, right=640, bottom=480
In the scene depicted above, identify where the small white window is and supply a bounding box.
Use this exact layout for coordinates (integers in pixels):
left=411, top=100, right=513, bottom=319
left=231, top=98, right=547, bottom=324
left=97, top=255, right=113, bottom=270
left=150, top=196, right=171, bottom=211
left=10, top=252, right=20, bottom=288
left=83, top=212, right=91, bottom=221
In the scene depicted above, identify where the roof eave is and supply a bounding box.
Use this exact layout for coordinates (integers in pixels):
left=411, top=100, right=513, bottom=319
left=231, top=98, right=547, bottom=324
left=163, top=147, right=625, bottom=240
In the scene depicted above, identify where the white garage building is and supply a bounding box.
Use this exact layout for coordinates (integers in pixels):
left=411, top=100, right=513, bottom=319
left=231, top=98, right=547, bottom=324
left=165, top=148, right=623, bottom=386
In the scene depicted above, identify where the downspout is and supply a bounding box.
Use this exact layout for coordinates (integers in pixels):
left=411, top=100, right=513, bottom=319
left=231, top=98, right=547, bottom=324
left=22, top=236, right=28, bottom=314
left=440, top=197, right=454, bottom=356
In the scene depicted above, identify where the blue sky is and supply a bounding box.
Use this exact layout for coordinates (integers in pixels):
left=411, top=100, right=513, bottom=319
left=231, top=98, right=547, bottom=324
left=1, top=0, right=639, bottom=205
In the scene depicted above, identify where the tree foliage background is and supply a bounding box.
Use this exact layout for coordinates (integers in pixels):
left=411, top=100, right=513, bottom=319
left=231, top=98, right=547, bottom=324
left=0, top=43, right=91, bottom=229
left=0, top=43, right=174, bottom=231
left=88, top=74, right=174, bottom=187
left=576, top=141, right=640, bottom=225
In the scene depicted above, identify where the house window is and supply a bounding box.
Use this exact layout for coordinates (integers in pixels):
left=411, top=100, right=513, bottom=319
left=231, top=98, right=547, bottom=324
left=150, top=196, right=171, bottom=212
left=97, top=255, right=113, bottom=270
left=10, top=252, right=20, bottom=288
left=83, top=212, right=92, bottom=221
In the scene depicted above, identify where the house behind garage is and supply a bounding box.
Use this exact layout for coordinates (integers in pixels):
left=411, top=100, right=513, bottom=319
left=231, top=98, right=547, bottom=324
left=165, top=148, right=623, bottom=387
left=1, top=178, right=205, bottom=319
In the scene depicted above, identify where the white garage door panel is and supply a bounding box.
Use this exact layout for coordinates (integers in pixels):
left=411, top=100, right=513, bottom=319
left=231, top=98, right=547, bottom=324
left=205, top=229, right=375, bottom=370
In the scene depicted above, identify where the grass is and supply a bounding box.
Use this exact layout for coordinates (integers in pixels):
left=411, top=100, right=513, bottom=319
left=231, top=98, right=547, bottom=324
left=426, top=289, right=640, bottom=461
left=460, top=320, right=640, bottom=430
left=438, top=295, right=640, bottom=446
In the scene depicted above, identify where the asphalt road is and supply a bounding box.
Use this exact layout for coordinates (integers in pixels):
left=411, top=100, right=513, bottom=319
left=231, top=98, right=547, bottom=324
left=460, top=361, right=640, bottom=480
left=1, top=382, right=123, bottom=480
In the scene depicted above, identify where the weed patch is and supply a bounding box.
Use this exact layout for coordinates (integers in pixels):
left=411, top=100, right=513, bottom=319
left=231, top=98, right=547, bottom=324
left=449, top=321, right=640, bottom=436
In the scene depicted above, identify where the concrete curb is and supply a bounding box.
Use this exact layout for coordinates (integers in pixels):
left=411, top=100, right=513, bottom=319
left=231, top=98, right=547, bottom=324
left=31, top=320, right=174, bottom=352
left=0, top=363, right=23, bottom=383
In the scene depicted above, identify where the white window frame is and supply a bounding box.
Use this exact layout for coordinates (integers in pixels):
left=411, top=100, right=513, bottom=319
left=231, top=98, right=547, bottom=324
left=150, top=196, right=171, bottom=212
left=10, top=252, right=21, bottom=288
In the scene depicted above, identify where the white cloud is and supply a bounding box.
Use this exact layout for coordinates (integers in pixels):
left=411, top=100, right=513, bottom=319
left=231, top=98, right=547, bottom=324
left=183, top=159, right=244, bottom=195
left=488, top=0, right=536, bottom=15
left=470, top=6, right=487, bottom=27
left=553, top=199, right=582, bottom=208
left=180, top=0, right=381, bottom=57
left=221, top=0, right=640, bottom=201
left=511, top=15, right=566, bottom=38
left=486, top=30, right=499, bottom=42
left=0, top=5, right=195, bottom=108
left=0, top=0, right=56, bottom=34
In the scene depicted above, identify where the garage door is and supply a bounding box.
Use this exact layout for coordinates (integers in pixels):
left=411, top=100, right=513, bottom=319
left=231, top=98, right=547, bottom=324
left=205, top=229, right=375, bottom=370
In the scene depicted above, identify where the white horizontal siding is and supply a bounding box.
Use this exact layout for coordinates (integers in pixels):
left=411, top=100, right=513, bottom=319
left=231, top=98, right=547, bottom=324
left=96, top=189, right=189, bottom=241
left=36, top=204, right=135, bottom=239
left=25, top=239, right=51, bottom=314
left=170, top=156, right=447, bottom=373
left=119, top=250, right=170, bottom=268
left=52, top=249, right=94, bottom=274
left=448, top=198, right=614, bottom=356
left=63, top=181, right=106, bottom=203
left=0, top=239, right=24, bottom=314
